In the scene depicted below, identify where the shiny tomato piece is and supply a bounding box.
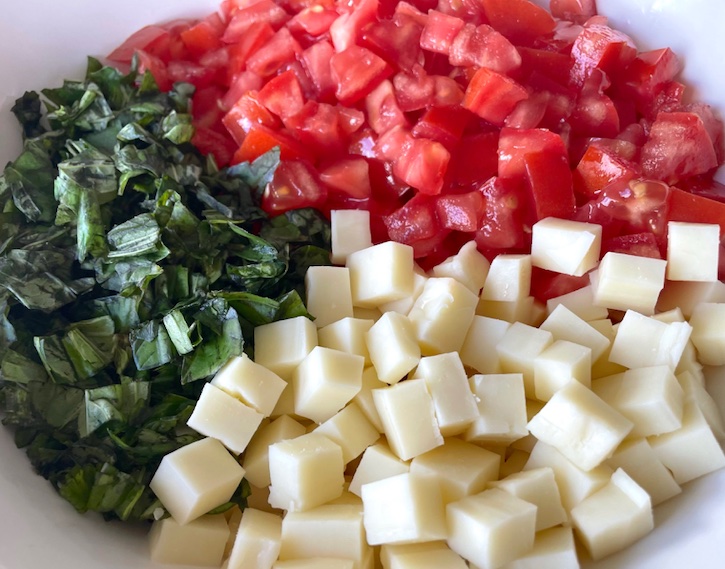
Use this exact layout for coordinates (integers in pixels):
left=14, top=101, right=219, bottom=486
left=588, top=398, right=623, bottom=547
left=246, top=27, right=302, bottom=77
left=480, top=0, right=556, bottom=46
left=287, top=6, right=338, bottom=37
left=283, top=101, right=353, bottom=156
left=523, top=148, right=576, bottom=220
left=108, top=25, right=170, bottom=64
left=257, top=69, right=306, bottom=120
left=330, top=46, right=392, bottom=105
left=223, top=91, right=281, bottom=144
left=420, top=10, right=465, bottom=55
left=222, top=0, right=290, bottom=43
left=620, top=48, right=682, bottom=110
left=225, top=22, right=276, bottom=79
left=569, top=23, right=636, bottom=87
left=384, top=193, right=448, bottom=254
left=504, top=92, right=548, bottom=130
left=641, top=111, right=719, bottom=184
left=475, top=176, right=526, bottom=251
left=361, top=13, right=425, bottom=72
left=569, top=73, right=621, bottom=138
left=463, top=68, right=528, bottom=126
left=524, top=72, right=576, bottom=129
left=261, top=159, right=327, bottom=214
left=518, top=47, right=572, bottom=86
left=530, top=268, right=589, bottom=302
left=602, top=233, right=663, bottom=259
left=449, top=24, right=521, bottom=75
left=191, top=128, right=237, bottom=167
left=393, top=137, right=451, bottom=195
left=192, top=86, right=226, bottom=131
left=572, top=142, right=641, bottom=201
left=448, top=131, right=499, bottom=187
left=168, top=60, right=217, bottom=89
left=135, top=50, right=171, bottom=91
left=300, top=40, right=336, bottom=102
left=667, top=187, right=725, bottom=236
left=641, top=80, right=686, bottom=121
left=232, top=124, right=310, bottom=163
left=365, top=79, right=408, bottom=135
left=435, top=191, right=484, bottom=232
left=435, top=0, right=487, bottom=25
left=374, top=125, right=415, bottom=162
left=222, top=70, right=264, bottom=110
left=329, top=0, right=379, bottom=52
left=412, top=105, right=471, bottom=149
left=497, top=127, right=566, bottom=180
left=319, top=157, right=372, bottom=199
left=393, top=68, right=436, bottom=112
left=686, top=102, right=725, bottom=161
left=549, top=0, right=596, bottom=24
left=180, top=20, right=222, bottom=59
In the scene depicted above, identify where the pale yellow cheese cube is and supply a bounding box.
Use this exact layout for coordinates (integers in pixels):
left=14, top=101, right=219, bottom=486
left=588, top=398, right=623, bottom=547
left=592, top=366, right=684, bottom=437
left=150, top=437, right=245, bottom=525
left=349, top=441, right=410, bottom=497
left=378, top=265, right=428, bottom=315
left=410, top=353, right=479, bottom=436
left=499, top=450, right=530, bottom=479
left=331, top=210, right=373, bottom=265
left=689, top=302, right=725, bottom=365
left=373, top=379, right=444, bottom=461
left=366, top=312, right=421, bottom=385
left=500, top=526, right=579, bottom=569
left=255, top=316, right=318, bottom=380
left=530, top=217, right=602, bottom=276
left=410, top=438, right=499, bottom=504
left=226, top=508, right=282, bottom=569
left=678, top=369, right=725, bottom=439
left=480, top=254, right=532, bottom=301
left=539, top=304, right=609, bottom=362
left=546, top=284, right=609, bottom=322
left=211, top=353, right=286, bottom=416
left=446, top=488, right=537, bottom=569
left=605, top=438, right=681, bottom=506
left=187, top=383, right=264, bottom=455
left=362, top=472, right=447, bottom=545
left=279, top=503, right=370, bottom=569
left=666, top=221, right=720, bottom=281
left=353, top=367, right=387, bottom=433
left=347, top=241, right=414, bottom=308
left=534, top=340, right=592, bottom=402
left=274, top=559, right=355, bottom=569
left=524, top=441, right=613, bottom=512
left=149, top=515, right=229, bottom=567
left=657, top=279, right=725, bottom=317
left=269, top=383, right=298, bottom=419
left=496, top=322, right=553, bottom=397
left=353, top=306, right=383, bottom=320
left=477, top=295, right=541, bottom=326
left=407, top=277, right=478, bottom=355
left=293, top=346, right=364, bottom=423
left=243, top=415, right=307, bottom=488
left=380, top=541, right=468, bottom=569
left=591, top=252, right=666, bottom=315
left=430, top=240, right=490, bottom=294
left=268, top=432, right=344, bottom=512
left=571, top=469, right=654, bottom=561
left=649, top=400, right=725, bottom=484
left=319, top=317, right=374, bottom=365
left=314, top=402, right=380, bottom=464
left=305, top=266, right=354, bottom=328
left=588, top=318, right=628, bottom=379
left=459, top=315, right=511, bottom=374
left=527, top=381, right=633, bottom=471
left=247, top=484, right=282, bottom=515
left=490, top=467, right=566, bottom=532
left=465, top=374, right=528, bottom=445
left=608, top=310, right=692, bottom=370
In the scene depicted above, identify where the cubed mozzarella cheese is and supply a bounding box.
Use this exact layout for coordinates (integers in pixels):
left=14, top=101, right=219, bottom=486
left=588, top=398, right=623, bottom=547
left=480, top=254, right=532, bottom=301
left=211, top=353, right=286, bottom=416
left=318, top=317, right=374, bottom=366
left=591, top=252, right=666, bottom=315
left=331, top=210, right=373, bottom=265
left=666, top=221, right=719, bottom=281
left=459, top=315, right=511, bottom=374
left=149, top=515, right=229, bottom=567
left=254, top=316, right=318, bottom=380
left=430, top=240, right=490, bottom=294
left=352, top=367, right=387, bottom=433
left=464, top=374, right=528, bottom=445
left=380, top=541, right=468, bottom=569
left=539, top=304, right=610, bottom=362
left=366, top=312, right=421, bottom=385
left=378, top=265, right=428, bottom=316
left=546, top=284, right=609, bottom=322
left=531, top=217, right=602, bottom=276
left=534, top=340, right=592, bottom=402
left=496, top=322, right=553, bottom=397
left=346, top=242, right=414, bottom=308
left=500, top=526, right=579, bottom=569
left=314, top=402, right=380, bottom=464
left=689, top=302, right=725, bottom=365
left=243, top=415, right=307, bottom=488
left=305, top=266, right=354, bottom=328
left=226, top=508, right=282, bottom=569
left=349, top=442, right=410, bottom=498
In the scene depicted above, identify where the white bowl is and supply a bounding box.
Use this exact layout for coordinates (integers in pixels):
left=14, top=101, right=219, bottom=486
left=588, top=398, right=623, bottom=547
left=1, top=1, right=724, bottom=568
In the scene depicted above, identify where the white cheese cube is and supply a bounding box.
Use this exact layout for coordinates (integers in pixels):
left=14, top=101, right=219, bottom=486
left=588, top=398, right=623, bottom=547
left=531, top=217, right=602, bottom=276
left=243, top=415, right=308, bottom=488
left=274, top=559, right=355, bottom=569
left=605, top=438, right=681, bottom=506
left=314, top=402, right=380, bottom=464
left=546, top=284, right=609, bottom=322
left=305, top=266, right=354, bottom=328
left=366, top=312, right=421, bottom=385
left=411, top=353, right=479, bottom=436
left=588, top=318, right=628, bottom=379
left=247, top=484, right=281, bottom=515
left=380, top=541, right=468, bottom=569
left=211, top=353, right=286, bottom=416
left=410, top=438, right=500, bottom=504
left=524, top=441, right=613, bottom=512
left=571, top=469, right=654, bottom=561
left=187, top=383, right=265, bottom=455
left=539, top=304, right=609, bottom=362
left=592, top=366, right=684, bottom=437
left=534, top=340, right=592, bottom=402
left=608, top=309, right=692, bottom=370
left=378, top=265, right=428, bottom=315
left=666, top=221, right=719, bottom=281
left=349, top=441, right=410, bottom=497
left=149, top=515, right=229, bottom=567
left=279, top=503, right=369, bottom=568
left=648, top=400, right=725, bottom=484
left=430, top=240, right=490, bottom=294
left=480, top=254, right=532, bottom=301
left=353, top=306, right=382, bottom=320
left=373, top=379, right=444, bottom=461
left=500, top=526, right=579, bottom=569
left=226, top=508, right=282, bottom=569
left=407, top=277, right=478, bottom=355
left=459, top=315, right=511, bottom=374
left=500, top=450, right=530, bottom=479
left=150, top=437, right=245, bottom=525
left=319, top=318, right=374, bottom=366
left=464, top=374, right=528, bottom=445
left=269, top=383, right=298, bottom=419
left=490, top=467, right=567, bottom=532
left=293, top=346, right=364, bottom=423
left=446, top=488, right=537, bottom=569
left=592, top=252, right=666, bottom=315
left=362, top=473, right=447, bottom=545
left=353, top=367, right=387, bottom=432
left=689, top=302, right=725, bottom=365
left=255, top=316, right=318, bottom=380
left=268, top=432, right=344, bottom=512
left=527, top=382, right=633, bottom=471
left=678, top=369, right=725, bottom=439
left=657, top=279, right=725, bottom=317
left=477, top=295, right=542, bottom=327
left=496, top=322, right=554, bottom=397
left=331, top=210, right=373, bottom=265
left=347, top=241, right=414, bottom=308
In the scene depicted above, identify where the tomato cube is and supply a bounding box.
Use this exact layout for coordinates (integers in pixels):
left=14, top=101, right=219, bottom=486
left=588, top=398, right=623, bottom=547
left=330, top=46, right=392, bottom=105
left=462, top=68, right=528, bottom=126
left=191, top=128, right=237, bottom=168
left=365, top=80, right=409, bottom=135
left=572, top=143, right=640, bottom=201
left=412, top=105, right=471, bottom=149
left=108, top=25, right=171, bottom=64
left=222, top=0, right=290, bottom=43
left=261, top=159, right=327, bottom=214
left=550, top=0, right=597, bottom=24
left=667, top=188, right=725, bottom=236
left=435, top=191, right=484, bottom=232
left=384, top=193, right=447, bottom=251
left=257, top=69, right=306, bottom=120
left=319, top=157, right=372, bottom=199
left=448, top=131, right=499, bottom=187
left=523, top=148, right=576, bottom=220
left=329, top=0, right=379, bottom=52
left=480, top=0, right=555, bottom=47
left=475, top=176, right=526, bottom=251
left=602, top=233, right=663, bottom=259
left=420, top=10, right=465, bottom=55
left=569, top=23, right=636, bottom=87
left=300, top=40, right=337, bottom=102
left=449, top=24, right=521, bottom=75
left=180, top=20, right=222, bottom=59
left=246, top=27, right=302, bottom=77
left=361, top=13, right=425, bottom=72
left=393, top=138, right=451, bottom=195
left=498, top=127, right=567, bottom=181
left=232, top=124, right=310, bottom=164
left=223, top=91, right=281, bottom=144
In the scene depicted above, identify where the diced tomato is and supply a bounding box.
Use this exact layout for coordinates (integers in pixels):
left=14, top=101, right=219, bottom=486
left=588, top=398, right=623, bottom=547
left=232, top=124, right=310, bottom=163
left=180, top=20, right=223, bottom=59
left=463, top=68, right=529, bottom=126
left=449, top=24, right=522, bottom=75
left=435, top=191, right=485, bottom=232
left=435, top=0, right=487, bottom=25
left=549, top=0, right=597, bottom=24
left=504, top=92, right=548, bottom=130
left=261, top=159, right=328, bottom=214
left=420, top=10, right=465, bottom=55
left=448, top=131, right=499, bottom=187
left=107, top=25, right=171, bottom=64
left=247, top=27, right=302, bottom=77
left=475, top=176, right=526, bottom=251
left=569, top=23, right=637, bottom=87
left=530, top=268, right=589, bottom=302
left=222, top=70, right=265, bottom=110
left=393, top=137, right=451, bottom=195
left=602, top=232, right=663, bottom=259
left=192, top=85, right=226, bottom=131
left=319, top=157, right=372, bottom=199
left=572, top=142, right=641, bottom=201
left=641, top=111, right=719, bottom=184
left=223, top=91, right=281, bottom=144
left=686, top=102, right=725, bottom=161
left=257, top=69, right=306, bottom=120
left=361, top=13, right=425, bottom=73
left=330, top=46, right=392, bottom=105
left=498, top=127, right=567, bottom=181
left=365, top=80, right=408, bottom=135
left=300, top=39, right=336, bottom=102
left=191, top=127, right=237, bottom=167
left=392, top=68, right=436, bottom=112
left=287, top=6, right=338, bottom=37
left=167, top=60, right=217, bottom=89
left=517, top=47, right=572, bottom=86
left=222, top=0, right=291, bottom=43
left=619, top=48, right=682, bottom=111
left=676, top=175, right=725, bottom=204
left=393, top=0, right=431, bottom=25
left=329, top=0, right=379, bottom=52
left=384, top=193, right=449, bottom=256
left=523, top=148, right=576, bottom=220
left=412, top=105, right=471, bottom=149
left=224, top=22, right=276, bottom=78
left=569, top=72, right=620, bottom=138
left=374, top=125, right=415, bottom=162
left=667, top=187, right=725, bottom=236
left=135, top=50, right=171, bottom=91
left=480, top=0, right=556, bottom=47
left=283, top=101, right=356, bottom=157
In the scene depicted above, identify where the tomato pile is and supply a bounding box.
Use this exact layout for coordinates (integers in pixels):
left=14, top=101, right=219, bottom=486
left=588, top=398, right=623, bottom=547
left=108, top=0, right=725, bottom=296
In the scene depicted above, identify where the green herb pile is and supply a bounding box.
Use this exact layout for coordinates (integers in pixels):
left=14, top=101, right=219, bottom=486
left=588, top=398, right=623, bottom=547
left=0, top=58, right=331, bottom=522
